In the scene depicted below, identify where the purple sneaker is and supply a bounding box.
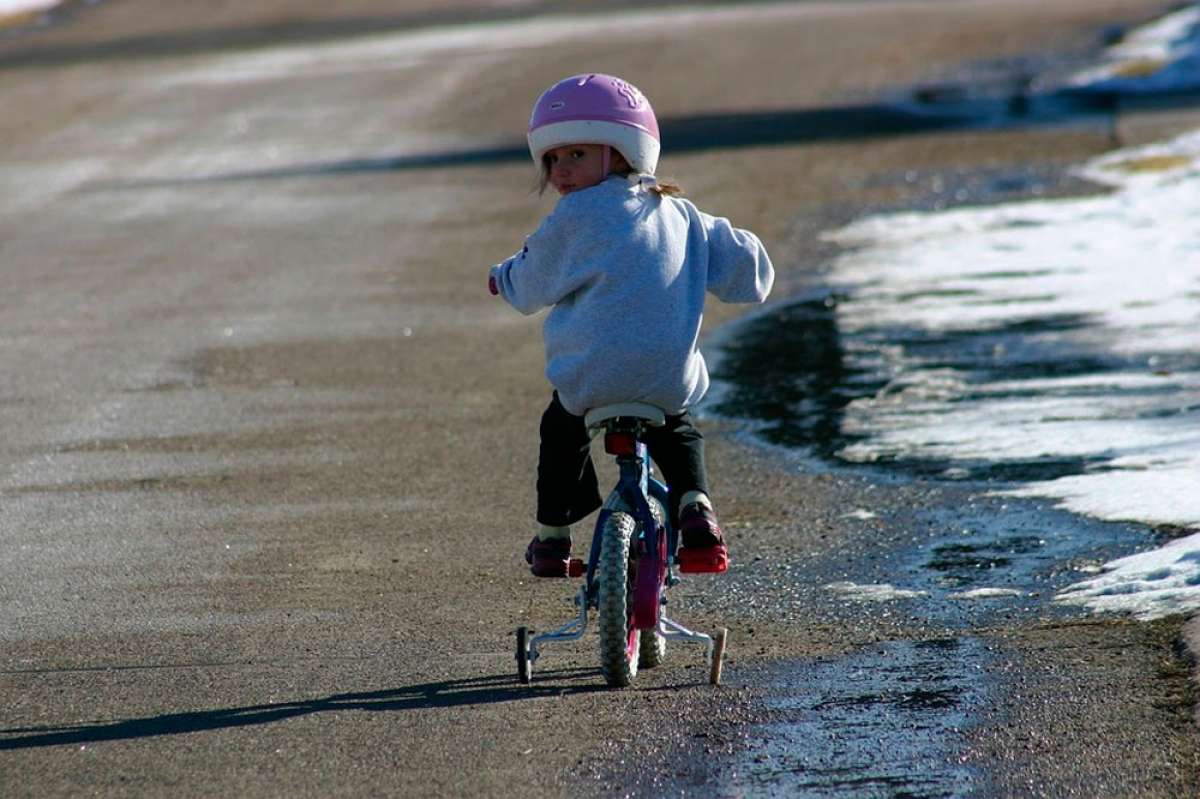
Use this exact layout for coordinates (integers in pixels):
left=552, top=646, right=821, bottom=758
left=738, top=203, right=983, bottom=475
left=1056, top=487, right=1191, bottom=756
left=525, top=535, right=572, bottom=578
left=678, top=503, right=729, bottom=574
left=679, top=503, right=724, bottom=549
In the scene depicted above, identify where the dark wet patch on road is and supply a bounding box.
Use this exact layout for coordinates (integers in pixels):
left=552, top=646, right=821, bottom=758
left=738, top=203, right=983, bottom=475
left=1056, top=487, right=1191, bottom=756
left=689, top=486, right=1166, bottom=797
left=712, top=295, right=878, bottom=462
left=861, top=162, right=1109, bottom=213
left=730, top=637, right=988, bottom=798
left=704, top=258, right=1170, bottom=794
left=864, top=494, right=1157, bottom=627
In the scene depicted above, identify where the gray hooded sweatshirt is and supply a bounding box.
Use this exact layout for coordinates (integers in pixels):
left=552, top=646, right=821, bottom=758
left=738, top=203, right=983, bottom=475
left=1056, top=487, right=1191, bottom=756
left=490, top=175, right=774, bottom=416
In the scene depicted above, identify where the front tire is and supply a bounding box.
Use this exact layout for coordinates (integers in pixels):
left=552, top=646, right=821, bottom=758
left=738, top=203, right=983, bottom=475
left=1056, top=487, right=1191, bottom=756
left=597, top=511, right=639, bottom=687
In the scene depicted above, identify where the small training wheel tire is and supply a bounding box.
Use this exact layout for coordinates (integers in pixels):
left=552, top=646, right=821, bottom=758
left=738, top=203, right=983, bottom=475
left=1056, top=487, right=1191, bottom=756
left=516, top=626, right=532, bottom=684
left=709, top=628, right=727, bottom=686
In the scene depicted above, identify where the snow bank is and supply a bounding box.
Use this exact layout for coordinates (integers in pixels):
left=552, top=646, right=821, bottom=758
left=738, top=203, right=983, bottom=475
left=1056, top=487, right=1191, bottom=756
left=1056, top=531, right=1200, bottom=620
left=823, top=6, right=1200, bottom=619
left=0, top=0, right=58, bottom=18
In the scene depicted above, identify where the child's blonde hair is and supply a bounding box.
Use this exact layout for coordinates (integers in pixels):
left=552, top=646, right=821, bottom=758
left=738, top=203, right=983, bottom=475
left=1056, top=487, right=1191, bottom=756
left=538, top=149, right=683, bottom=197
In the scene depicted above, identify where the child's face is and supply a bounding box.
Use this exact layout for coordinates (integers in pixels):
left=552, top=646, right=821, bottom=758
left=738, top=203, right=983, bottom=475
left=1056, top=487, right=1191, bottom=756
left=544, top=144, right=608, bottom=196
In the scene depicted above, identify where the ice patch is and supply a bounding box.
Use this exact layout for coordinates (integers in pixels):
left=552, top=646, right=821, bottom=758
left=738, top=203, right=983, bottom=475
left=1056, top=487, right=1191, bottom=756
left=1056, top=532, right=1200, bottom=620
left=1065, top=4, right=1200, bottom=95
left=825, top=581, right=928, bottom=602
left=826, top=136, right=1200, bottom=529
left=0, top=0, right=58, bottom=18
left=844, top=508, right=878, bottom=520
left=1003, top=453, right=1200, bottom=530
left=948, top=587, right=1025, bottom=600
left=819, top=7, right=1200, bottom=620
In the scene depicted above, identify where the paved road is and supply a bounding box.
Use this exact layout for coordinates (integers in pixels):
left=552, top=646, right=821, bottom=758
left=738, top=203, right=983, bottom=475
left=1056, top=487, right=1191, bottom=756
left=2, top=1, right=1196, bottom=796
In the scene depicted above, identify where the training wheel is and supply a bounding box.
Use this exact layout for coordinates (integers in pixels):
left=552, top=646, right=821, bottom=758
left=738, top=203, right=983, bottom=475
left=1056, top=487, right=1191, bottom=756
left=709, top=628, right=727, bottom=686
left=516, top=626, right=532, bottom=684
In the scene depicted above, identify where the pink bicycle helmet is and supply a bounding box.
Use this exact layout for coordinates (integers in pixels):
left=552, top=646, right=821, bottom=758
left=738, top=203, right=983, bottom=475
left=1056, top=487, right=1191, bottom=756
left=527, top=73, right=661, bottom=176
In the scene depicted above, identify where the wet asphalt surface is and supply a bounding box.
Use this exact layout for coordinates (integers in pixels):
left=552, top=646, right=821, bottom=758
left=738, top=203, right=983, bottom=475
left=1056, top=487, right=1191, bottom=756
left=3, top=1, right=1200, bottom=797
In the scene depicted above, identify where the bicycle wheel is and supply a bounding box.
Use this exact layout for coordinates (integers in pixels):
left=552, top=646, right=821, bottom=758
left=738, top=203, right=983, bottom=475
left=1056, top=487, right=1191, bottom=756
left=639, top=629, right=667, bottom=668
left=596, top=510, right=639, bottom=687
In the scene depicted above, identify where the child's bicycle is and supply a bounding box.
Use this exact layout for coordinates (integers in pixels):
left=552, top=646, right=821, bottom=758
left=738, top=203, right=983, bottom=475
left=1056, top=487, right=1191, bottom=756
left=515, top=402, right=728, bottom=688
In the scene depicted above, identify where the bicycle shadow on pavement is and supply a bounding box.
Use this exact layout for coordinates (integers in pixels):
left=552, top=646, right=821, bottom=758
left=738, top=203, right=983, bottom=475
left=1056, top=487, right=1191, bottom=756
left=0, top=668, right=603, bottom=751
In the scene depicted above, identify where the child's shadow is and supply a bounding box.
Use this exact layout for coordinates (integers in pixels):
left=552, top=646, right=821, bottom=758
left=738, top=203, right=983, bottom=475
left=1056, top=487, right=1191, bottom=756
left=0, top=668, right=602, bottom=751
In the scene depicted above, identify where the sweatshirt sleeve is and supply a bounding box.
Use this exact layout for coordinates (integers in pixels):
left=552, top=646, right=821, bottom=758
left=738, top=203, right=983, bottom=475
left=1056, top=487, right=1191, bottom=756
left=489, top=199, right=594, bottom=315
left=701, top=210, right=775, bottom=304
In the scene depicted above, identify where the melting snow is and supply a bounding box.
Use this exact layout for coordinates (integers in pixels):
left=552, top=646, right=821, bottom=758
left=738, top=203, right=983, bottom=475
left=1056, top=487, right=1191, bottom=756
left=844, top=509, right=879, bottom=520
left=949, top=588, right=1026, bottom=600
left=1067, top=4, right=1200, bottom=95
left=0, top=0, right=58, bottom=16
left=825, top=582, right=929, bottom=602
left=822, top=7, right=1200, bottom=619
left=1056, top=531, right=1200, bottom=620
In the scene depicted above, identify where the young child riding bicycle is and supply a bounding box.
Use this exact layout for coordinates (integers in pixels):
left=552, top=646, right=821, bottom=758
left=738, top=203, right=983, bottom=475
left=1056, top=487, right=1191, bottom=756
left=489, top=73, right=774, bottom=578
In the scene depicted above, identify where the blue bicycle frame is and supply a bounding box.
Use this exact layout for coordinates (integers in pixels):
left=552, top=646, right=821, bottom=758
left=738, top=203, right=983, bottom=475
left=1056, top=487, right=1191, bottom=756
left=519, top=408, right=721, bottom=683
left=582, top=439, right=676, bottom=617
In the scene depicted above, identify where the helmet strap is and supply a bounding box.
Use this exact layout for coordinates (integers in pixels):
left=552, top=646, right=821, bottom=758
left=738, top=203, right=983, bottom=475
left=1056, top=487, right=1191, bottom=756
left=601, top=145, right=611, bottom=177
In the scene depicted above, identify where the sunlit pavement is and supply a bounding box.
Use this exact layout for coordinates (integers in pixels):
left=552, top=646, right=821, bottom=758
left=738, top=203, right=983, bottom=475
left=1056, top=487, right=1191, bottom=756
left=1, top=1, right=1197, bottom=796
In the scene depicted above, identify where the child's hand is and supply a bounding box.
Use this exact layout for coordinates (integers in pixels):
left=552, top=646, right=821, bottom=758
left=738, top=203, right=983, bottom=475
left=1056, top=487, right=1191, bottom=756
left=488, top=273, right=499, bottom=296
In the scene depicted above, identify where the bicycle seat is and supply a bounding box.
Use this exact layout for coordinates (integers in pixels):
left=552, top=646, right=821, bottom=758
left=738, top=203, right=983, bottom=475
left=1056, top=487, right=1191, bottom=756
left=585, top=403, right=667, bottom=430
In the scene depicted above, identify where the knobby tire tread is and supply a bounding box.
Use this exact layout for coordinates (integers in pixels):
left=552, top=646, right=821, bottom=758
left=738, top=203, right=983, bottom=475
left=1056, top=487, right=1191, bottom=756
left=597, top=510, right=638, bottom=687
left=639, top=629, right=667, bottom=669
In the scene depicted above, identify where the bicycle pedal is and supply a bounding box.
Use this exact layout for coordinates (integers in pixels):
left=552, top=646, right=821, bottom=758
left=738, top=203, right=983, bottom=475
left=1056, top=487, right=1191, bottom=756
left=677, top=545, right=729, bottom=574
left=567, top=558, right=585, bottom=578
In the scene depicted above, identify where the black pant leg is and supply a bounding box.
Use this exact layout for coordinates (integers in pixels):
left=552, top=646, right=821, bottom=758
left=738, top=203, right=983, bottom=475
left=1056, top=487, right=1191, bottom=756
left=642, top=411, right=710, bottom=525
left=536, top=393, right=603, bottom=527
